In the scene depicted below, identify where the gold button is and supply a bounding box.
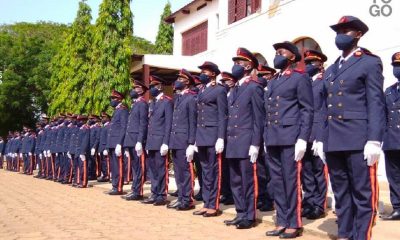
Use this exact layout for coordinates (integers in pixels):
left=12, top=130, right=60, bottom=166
left=340, top=80, right=344, bottom=84
left=338, top=115, right=343, bottom=119
left=276, top=96, right=280, bottom=100
left=275, top=112, right=278, bottom=116
left=268, top=97, right=272, bottom=101
left=274, top=120, right=278, bottom=124
left=276, top=104, right=279, bottom=107
left=338, top=103, right=343, bottom=107
left=268, top=121, right=271, bottom=125
left=328, top=104, right=332, bottom=108
left=235, top=125, right=238, bottom=128
left=330, top=82, right=334, bottom=86
left=328, top=93, right=333, bottom=98
left=328, top=116, right=332, bottom=120
left=338, top=92, right=343, bottom=96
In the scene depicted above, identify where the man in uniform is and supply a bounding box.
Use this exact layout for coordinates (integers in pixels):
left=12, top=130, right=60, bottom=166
left=192, top=62, right=227, bottom=217
left=97, top=112, right=111, bottom=183
left=88, top=114, right=101, bottom=180
left=167, top=69, right=197, bottom=210
left=264, top=41, right=313, bottom=238
left=301, top=50, right=329, bottom=220
left=75, top=115, right=90, bottom=188
left=67, top=114, right=80, bottom=185
left=60, top=114, right=73, bottom=184
left=54, top=114, right=66, bottom=181
left=141, top=75, right=173, bottom=206
left=256, top=64, right=276, bottom=212
left=107, top=90, right=128, bottom=195
left=0, top=137, right=5, bottom=169
left=122, top=80, right=149, bottom=201
left=381, top=52, right=400, bottom=221
left=223, top=48, right=264, bottom=229
left=315, top=16, right=385, bottom=240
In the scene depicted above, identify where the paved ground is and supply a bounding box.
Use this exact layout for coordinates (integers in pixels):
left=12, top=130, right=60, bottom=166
left=0, top=169, right=399, bottom=240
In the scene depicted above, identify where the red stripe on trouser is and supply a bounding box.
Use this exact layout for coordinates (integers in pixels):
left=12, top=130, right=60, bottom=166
left=140, top=154, right=145, bottom=196
left=296, top=161, right=303, bottom=227
left=323, top=165, right=329, bottom=210
left=189, top=162, right=195, bottom=203
left=95, top=154, right=99, bottom=177
left=17, top=156, right=20, bottom=172
left=83, top=160, right=87, bottom=187
left=215, top=153, right=222, bottom=210
left=366, top=164, right=377, bottom=240
left=68, top=158, right=73, bottom=183
left=118, top=155, right=123, bottom=192
left=253, top=163, right=259, bottom=220
left=127, top=153, right=131, bottom=182
left=77, top=167, right=80, bottom=185
left=29, top=156, right=33, bottom=174
left=51, top=155, right=55, bottom=179
left=165, top=153, right=169, bottom=195
left=106, top=155, right=110, bottom=178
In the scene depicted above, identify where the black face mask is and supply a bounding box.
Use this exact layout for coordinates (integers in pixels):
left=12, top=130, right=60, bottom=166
left=77, top=121, right=84, bottom=127
left=110, top=99, right=119, bottom=108
left=130, top=90, right=139, bottom=99
left=273, top=55, right=289, bottom=70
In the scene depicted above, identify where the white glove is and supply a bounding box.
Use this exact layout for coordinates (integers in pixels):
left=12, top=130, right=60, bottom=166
left=186, top=145, right=196, bottom=162
left=39, top=153, right=43, bottom=159
left=193, top=143, right=198, bottom=153
left=264, top=143, right=267, bottom=153
left=124, top=150, right=130, bottom=157
left=215, top=138, right=224, bottom=154
left=135, top=142, right=143, bottom=157
left=103, top=150, right=108, bottom=156
left=47, top=150, right=51, bottom=155
left=19, top=153, right=23, bottom=158
left=80, top=154, right=86, bottom=161
left=67, top=152, right=71, bottom=159
left=160, top=144, right=169, bottom=156
left=91, top=148, right=95, bottom=156
left=55, top=153, right=58, bottom=157
left=28, top=152, right=32, bottom=156
left=294, top=139, right=307, bottom=162
left=312, top=141, right=326, bottom=164
left=115, top=144, right=122, bottom=157
left=249, top=145, right=260, bottom=164
left=43, top=151, right=47, bottom=157
left=363, top=141, right=381, bottom=166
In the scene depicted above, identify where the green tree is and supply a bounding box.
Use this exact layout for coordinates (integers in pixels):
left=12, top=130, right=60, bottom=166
left=48, top=0, right=93, bottom=115
left=154, top=1, right=173, bottom=54
left=132, top=36, right=156, bottom=54
left=89, top=0, right=134, bottom=113
left=0, top=22, right=68, bottom=135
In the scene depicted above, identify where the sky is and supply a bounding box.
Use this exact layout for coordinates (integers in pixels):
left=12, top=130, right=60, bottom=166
left=0, top=0, right=191, bottom=43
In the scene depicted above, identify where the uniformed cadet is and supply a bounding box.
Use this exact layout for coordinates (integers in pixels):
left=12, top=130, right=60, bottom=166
left=49, top=118, right=59, bottom=180
left=37, top=117, right=49, bottom=178
left=222, top=48, right=264, bottom=229
left=97, top=112, right=111, bottom=183
left=13, top=131, right=22, bottom=172
left=33, top=123, right=44, bottom=178
left=166, top=69, right=197, bottom=210
left=301, top=50, right=329, bottom=220
left=88, top=114, right=101, bottom=180
left=74, top=115, right=90, bottom=188
left=54, top=114, right=66, bottom=181
left=122, top=80, right=149, bottom=201
left=381, top=52, right=400, bottom=221
left=23, top=128, right=36, bottom=175
left=67, top=114, right=80, bottom=185
left=5, top=134, right=13, bottom=171
left=20, top=126, right=30, bottom=174
left=191, top=74, right=204, bottom=201
left=315, top=16, right=385, bottom=240
left=255, top=64, right=276, bottom=212
left=192, top=61, right=227, bottom=217
left=44, top=119, right=54, bottom=180
left=60, top=114, right=74, bottom=184
left=264, top=41, right=313, bottom=238
left=0, top=137, right=5, bottom=169
left=107, top=90, right=129, bottom=195
left=141, top=75, right=173, bottom=206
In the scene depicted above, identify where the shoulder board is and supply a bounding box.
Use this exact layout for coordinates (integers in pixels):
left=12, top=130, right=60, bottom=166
left=39, top=130, right=44, bottom=134
left=161, top=95, right=172, bottom=101
left=117, top=104, right=128, bottom=109
left=293, top=69, right=305, bottom=74
left=284, top=69, right=293, bottom=76
left=358, top=48, right=379, bottom=58
left=137, top=97, right=146, bottom=102
left=80, top=125, right=89, bottom=130
left=250, top=78, right=263, bottom=85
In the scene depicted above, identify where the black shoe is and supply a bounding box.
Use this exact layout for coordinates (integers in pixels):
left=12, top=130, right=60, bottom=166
left=259, top=204, right=275, bottom=212
left=33, top=175, right=41, bottom=178
left=176, top=204, right=195, bottom=211
left=203, top=210, right=222, bottom=217
left=125, top=194, right=143, bottom=201
left=235, top=219, right=255, bottom=229
left=88, top=176, right=97, bottom=181
left=77, top=185, right=87, bottom=188
left=97, top=176, right=110, bottom=182
left=306, top=208, right=326, bottom=220
left=108, top=189, right=123, bottom=195
left=224, top=216, right=241, bottom=226
left=266, top=227, right=286, bottom=236
left=279, top=228, right=303, bottom=239
left=121, top=193, right=134, bottom=199
left=222, top=197, right=234, bottom=205
left=381, top=210, right=400, bottom=221
left=301, top=207, right=313, bottom=218
left=194, top=192, right=203, bottom=201
left=169, top=190, right=178, bottom=197
left=167, top=201, right=181, bottom=209
left=193, top=210, right=207, bottom=216
left=141, top=198, right=156, bottom=204
left=153, top=200, right=168, bottom=206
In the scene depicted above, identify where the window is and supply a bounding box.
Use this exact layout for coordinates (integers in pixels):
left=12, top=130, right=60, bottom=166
left=228, top=0, right=261, bottom=24
left=182, top=21, right=208, bottom=56
left=293, top=37, right=322, bottom=71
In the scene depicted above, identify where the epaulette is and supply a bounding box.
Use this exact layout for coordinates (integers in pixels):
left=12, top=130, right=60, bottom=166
left=283, top=69, right=293, bottom=76
left=293, top=69, right=305, bottom=74
left=80, top=124, right=89, bottom=130
left=357, top=48, right=379, bottom=58
left=137, top=97, right=145, bottom=102
left=117, top=104, right=128, bottom=110
left=161, top=95, right=172, bottom=101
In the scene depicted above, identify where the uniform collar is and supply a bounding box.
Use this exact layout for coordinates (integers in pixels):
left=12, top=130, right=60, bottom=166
left=237, top=76, right=251, bottom=87
left=340, top=47, right=361, bottom=63
left=312, top=72, right=323, bottom=81
left=156, top=92, right=164, bottom=101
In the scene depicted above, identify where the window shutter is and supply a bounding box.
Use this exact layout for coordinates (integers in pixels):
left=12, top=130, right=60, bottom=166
left=181, top=21, right=208, bottom=56
left=228, top=0, right=236, bottom=24
left=251, top=0, right=261, bottom=13
left=236, top=0, right=247, bottom=21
